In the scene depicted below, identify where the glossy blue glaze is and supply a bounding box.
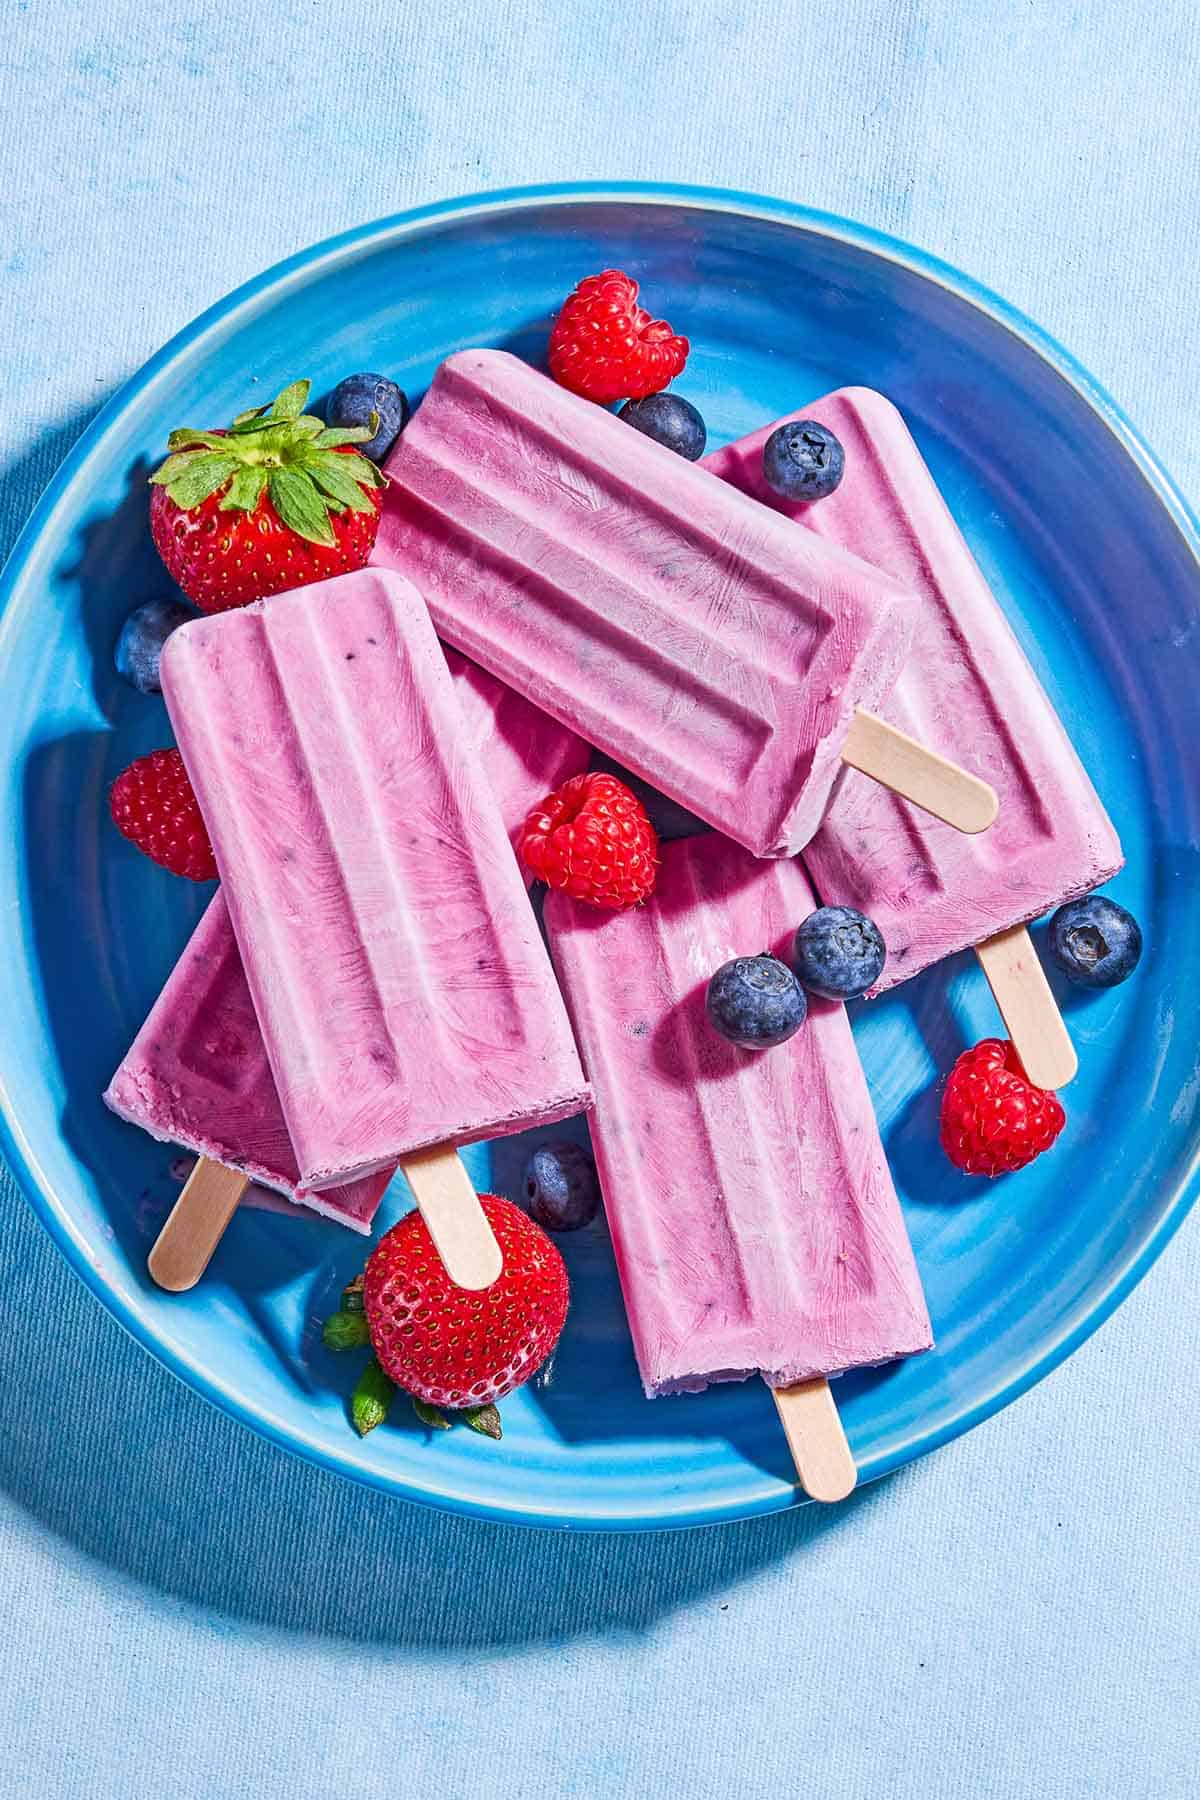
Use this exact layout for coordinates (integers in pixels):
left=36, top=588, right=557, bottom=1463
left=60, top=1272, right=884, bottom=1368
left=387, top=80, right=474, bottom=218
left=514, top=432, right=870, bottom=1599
left=1, top=184, right=1197, bottom=1529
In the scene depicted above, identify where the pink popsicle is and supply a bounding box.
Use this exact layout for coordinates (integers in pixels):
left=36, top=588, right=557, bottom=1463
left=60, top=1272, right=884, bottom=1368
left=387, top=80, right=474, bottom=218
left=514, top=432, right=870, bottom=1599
left=705, top=389, right=1124, bottom=995
left=441, top=643, right=591, bottom=860
left=105, top=648, right=588, bottom=1232
left=376, top=349, right=935, bottom=858
left=158, top=568, right=591, bottom=1202
left=545, top=832, right=932, bottom=1400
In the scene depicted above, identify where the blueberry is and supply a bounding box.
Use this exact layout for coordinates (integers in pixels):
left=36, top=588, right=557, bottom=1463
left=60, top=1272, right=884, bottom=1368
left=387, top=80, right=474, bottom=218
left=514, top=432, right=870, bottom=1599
left=523, top=1141, right=601, bottom=1231
left=762, top=419, right=845, bottom=502
left=327, top=373, right=409, bottom=463
left=793, top=906, right=886, bottom=1001
left=618, top=393, right=707, bottom=461
left=114, top=597, right=195, bottom=693
left=705, top=955, right=807, bottom=1049
left=1047, top=894, right=1142, bottom=989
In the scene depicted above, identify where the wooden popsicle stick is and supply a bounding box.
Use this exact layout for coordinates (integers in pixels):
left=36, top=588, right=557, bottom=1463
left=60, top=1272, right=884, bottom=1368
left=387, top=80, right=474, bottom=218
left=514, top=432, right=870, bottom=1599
left=399, top=1145, right=503, bottom=1290
left=841, top=710, right=999, bottom=834
left=148, top=1158, right=250, bottom=1292
left=975, top=924, right=1078, bottom=1089
left=772, top=1378, right=857, bottom=1503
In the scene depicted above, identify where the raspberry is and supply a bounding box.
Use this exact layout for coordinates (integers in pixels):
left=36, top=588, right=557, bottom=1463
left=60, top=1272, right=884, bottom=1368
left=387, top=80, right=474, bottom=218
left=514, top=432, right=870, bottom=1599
left=363, top=1195, right=569, bottom=1409
left=548, top=269, right=689, bottom=404
left=109, top=748, right=216, bottom=881
left=518, top=771, right=658, bottom=909
left=940, top=1038, right=1066, bottom=1176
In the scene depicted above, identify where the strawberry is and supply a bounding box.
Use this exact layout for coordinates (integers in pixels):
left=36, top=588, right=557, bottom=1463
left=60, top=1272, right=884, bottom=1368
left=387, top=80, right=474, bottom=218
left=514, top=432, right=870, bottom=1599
left=548, top=269, right=689, bottom=404
left=109, top=748, right=215, bottom=881
left=940, top=1038, right=1066, bottom=1176
left=518, top=770, right=658, bottom=910
left=363, top=1195, right=569, bottom=1409
left=148, top=379, right=385, bottom=613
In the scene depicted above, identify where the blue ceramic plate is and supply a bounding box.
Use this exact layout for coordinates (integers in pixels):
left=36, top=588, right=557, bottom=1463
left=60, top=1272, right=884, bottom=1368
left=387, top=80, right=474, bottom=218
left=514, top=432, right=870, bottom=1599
left=2, top=184, right=1198, bottom=1529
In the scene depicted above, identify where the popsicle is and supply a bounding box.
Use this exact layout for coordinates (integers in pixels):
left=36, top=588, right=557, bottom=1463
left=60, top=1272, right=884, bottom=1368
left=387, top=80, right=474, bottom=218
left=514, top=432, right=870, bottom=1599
left=442, top=644, right=593, bottom=859
left=157, top=568, right=591, bottom=1289
left=545, top=832, right=932, bottom=1502
left=376, top=350, right=998, bottom=856
left=106, top=650, right=589, bottom=1262
left=705, top=389, right=1124, bottom=1088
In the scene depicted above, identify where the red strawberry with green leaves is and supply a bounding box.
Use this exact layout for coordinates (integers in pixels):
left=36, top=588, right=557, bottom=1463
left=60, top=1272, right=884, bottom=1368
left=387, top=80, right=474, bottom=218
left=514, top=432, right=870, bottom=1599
left=148, top=379, right=386, bottom=614
left=363, top=1194, right=569, bottom=1412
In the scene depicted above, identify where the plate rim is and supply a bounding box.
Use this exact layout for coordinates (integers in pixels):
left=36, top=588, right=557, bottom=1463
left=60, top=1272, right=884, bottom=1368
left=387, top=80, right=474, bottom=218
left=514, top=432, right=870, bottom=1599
left=2, top=178, right=1198, bottom=1531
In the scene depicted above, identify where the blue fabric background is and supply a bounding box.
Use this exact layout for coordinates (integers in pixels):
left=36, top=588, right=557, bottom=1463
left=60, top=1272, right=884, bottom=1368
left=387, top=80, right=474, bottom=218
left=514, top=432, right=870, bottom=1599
left=3, top=4, right=1199, bottom=1795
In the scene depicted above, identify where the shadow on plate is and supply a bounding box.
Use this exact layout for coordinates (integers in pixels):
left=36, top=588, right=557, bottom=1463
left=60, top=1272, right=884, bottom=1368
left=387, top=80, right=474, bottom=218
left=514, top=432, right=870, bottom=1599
left=62, top=451, right=193, bottom=722
left=21, top=725, right=334, bottom=1393
left=496, top=317, right=554, bottom=373
left=530, top=1253, right=913, bottom=1491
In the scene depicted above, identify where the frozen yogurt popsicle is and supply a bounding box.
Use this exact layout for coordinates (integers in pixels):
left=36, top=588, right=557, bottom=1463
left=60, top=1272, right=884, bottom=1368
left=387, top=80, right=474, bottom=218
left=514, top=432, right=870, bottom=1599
left=441, top=643, right=592, bottom=859
left=158, top=568, right=591, bottom=1287
left=376, top=350, right=998, bottom=856
left=706, top=388, right=1124, bottom=1087
left=545, top=832, right=932, bottom=1500
left=106, top=651, right=589, bottom=1242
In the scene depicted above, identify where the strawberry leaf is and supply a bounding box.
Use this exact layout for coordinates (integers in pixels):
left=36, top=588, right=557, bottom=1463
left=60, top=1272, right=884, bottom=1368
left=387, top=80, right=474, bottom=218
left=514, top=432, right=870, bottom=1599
left=312, top=420, right=378, bottom=450
left=232, top=404, right=270, bottom=428
left=461, top=1404, right=502, bottom=1441
left=239, top=422, right=293, bottom=460
left=308, top=457, right=378, bottom=514
left=229, top=415, right=277, bottom=437
left=158, top=452, right=242, bottom=511
left=412, top=1397, right=452, bottom=1431
left=167, top=428, right=229, bottom=452
left=322, top=1310, right=370, bottom=1351
left=351, top=1361, right=395, bottom=1437
left=320, top=448, right=386, bottom=489
left=268, top=469, right=335, bottom=546
left=269, top=379, right=310, bottom=423
left=150, top=451, right=205, bottom=486
left=219, top=466, right=268, bottom=513
left=290, top=415, right=327, bottom=440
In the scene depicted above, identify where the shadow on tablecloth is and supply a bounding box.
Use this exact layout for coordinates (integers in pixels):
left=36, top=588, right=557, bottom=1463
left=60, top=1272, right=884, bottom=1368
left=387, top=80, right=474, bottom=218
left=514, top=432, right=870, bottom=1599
left=0, top=1184, right=912, bottom=1649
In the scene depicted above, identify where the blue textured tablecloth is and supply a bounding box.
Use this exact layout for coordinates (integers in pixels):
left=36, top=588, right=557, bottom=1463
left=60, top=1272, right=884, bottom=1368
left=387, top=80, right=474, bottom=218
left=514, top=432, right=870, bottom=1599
left=3, top=4, right=1199, bottom=1795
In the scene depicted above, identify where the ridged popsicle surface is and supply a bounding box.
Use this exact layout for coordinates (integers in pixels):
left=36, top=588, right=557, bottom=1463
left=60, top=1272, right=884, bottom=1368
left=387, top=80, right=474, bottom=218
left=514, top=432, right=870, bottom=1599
left=377, top=350, right=914, bottom=857
left=546, top=833, right=932, bottom=1396
left=106, top=641, right=587, bottom=1227
left=706, top=388, right=1123, bottom=987
left=160, top=568, right=590, bottom=1191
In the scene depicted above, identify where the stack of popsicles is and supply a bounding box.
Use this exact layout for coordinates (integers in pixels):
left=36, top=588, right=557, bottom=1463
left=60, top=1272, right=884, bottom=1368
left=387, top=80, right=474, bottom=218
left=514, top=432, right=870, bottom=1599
left=107, top=347, right=1121, bottom=1501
